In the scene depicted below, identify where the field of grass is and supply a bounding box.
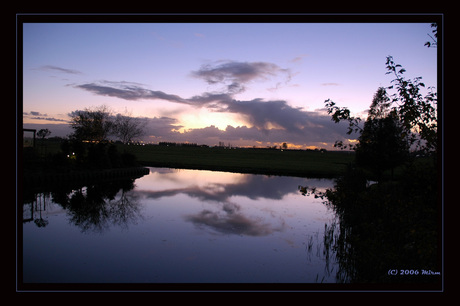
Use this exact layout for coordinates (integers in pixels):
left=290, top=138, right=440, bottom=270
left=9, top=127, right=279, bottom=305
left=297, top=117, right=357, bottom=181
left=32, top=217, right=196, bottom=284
left=30, top=140, right=355, bottom=178
left=117, top=144, right=355, bottom=178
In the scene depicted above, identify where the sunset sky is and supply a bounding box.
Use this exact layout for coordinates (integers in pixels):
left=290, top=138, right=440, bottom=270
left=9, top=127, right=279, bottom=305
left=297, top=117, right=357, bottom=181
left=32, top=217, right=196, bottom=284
left=22, top=21, right=437, bottom=149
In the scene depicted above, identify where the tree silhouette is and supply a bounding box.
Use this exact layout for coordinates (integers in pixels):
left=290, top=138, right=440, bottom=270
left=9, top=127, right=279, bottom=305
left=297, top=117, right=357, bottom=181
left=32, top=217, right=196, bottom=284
left=37, top=128, right=51, bottom=155
left=69, top=105, right=113, bottom=142
left=424, top=23, right=437, bottom=48
left=37, top=128, right=51, bottom=140
left=113, top=112, right=146, bottom=144
left=355, top=115, right=409, bottom=180
left=385, top=56, right=437, bottom=154
left=368, top=87, right=391, bottom=120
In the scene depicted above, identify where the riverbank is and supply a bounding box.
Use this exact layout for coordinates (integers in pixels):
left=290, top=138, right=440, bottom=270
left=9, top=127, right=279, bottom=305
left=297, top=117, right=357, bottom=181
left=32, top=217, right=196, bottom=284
left=118, top=144, right=355, bottom=178
left=24, top=140, right=356, bottom=179
left=23, top=167, right=150, bottom=189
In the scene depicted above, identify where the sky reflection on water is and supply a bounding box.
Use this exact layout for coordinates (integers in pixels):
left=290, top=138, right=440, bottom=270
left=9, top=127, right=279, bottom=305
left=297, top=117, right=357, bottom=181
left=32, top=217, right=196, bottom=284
left=22, top=167, right=337, bottom=284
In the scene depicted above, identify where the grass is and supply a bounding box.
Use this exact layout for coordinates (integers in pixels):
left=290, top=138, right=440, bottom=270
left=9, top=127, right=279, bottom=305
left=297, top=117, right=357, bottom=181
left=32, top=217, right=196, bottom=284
left=116, top=144, right=355, bottom=178
left=31, top=139, right=355, bottom=178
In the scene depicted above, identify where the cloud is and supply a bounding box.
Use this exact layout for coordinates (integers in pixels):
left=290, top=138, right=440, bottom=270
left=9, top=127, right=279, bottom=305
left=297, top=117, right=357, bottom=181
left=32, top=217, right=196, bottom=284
left=73, top=60, right=292, bottom=102
left=74, top=81, right=188, bottom=103
left=72, top=78, right=351, bottom=146
left=144, top=114, right=349, bottom=149
left=218, top=99, right=310, bottom=134
left=139, top=174, right=294, bottom=236
left=187, top=92, right=234, bottom=107
left=70, top=60, right=355, bottom=148
left=23, top=111, right=69, bottom=122
left=24, top=111, right=47, bottom=116
left=289, top=54, right=309, bottom=63
left=73, top=80, right=329, bottom=135
left=30, top=117, right=68, bottom=122
left=143, top=116, right=184, bottom=140
left=185, top=209, right=277, bottom=236
left=37, top=65, right=82, bottom=75
left=191, top=61, right=291, bottom=94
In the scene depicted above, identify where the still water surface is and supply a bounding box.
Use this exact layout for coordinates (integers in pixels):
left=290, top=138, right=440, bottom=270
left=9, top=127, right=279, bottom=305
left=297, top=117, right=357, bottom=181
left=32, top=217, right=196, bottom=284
left=23, top=167, right=337, bottom=283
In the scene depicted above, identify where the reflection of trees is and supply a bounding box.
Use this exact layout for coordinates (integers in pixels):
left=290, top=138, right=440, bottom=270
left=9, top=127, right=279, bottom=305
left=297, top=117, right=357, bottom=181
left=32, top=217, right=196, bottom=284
left=63, top=179, right=142, bottom=233
left=305, top=222, right=338, bottom=283
left=23, top=193, right=50, bottom=228
left=301, top=164, right=439, bottom=284
left=23, top=178, right=142, bottom=233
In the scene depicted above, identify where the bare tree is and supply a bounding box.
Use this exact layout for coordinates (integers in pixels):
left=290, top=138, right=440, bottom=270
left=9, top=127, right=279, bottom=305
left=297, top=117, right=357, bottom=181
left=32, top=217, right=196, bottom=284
left=69, top=106, right=147, bottom=144
left=113, top=111, right=147, bottom=144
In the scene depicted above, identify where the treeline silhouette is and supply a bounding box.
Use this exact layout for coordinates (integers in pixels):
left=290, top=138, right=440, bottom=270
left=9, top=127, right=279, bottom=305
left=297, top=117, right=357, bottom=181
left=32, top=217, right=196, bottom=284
left=24, top=140, right=138, bottom=173
left=158, top=141, right=208, bottom=147
left=301, top=54, right=440, bottom=284
left=23, top=177, right=142, bottom=233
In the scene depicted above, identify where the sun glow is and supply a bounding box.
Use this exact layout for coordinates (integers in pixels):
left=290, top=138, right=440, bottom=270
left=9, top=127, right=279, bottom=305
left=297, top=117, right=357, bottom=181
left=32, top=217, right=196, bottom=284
left=178, top=108, right=244, bottom=132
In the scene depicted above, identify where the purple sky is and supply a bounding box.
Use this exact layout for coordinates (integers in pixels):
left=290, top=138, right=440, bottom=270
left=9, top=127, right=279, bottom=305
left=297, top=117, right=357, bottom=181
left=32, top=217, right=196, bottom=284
left=22, top=21, right=437, bottom=149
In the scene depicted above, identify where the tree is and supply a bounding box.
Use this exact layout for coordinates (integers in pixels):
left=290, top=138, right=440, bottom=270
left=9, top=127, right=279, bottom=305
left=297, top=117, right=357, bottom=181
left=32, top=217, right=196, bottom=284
left=37, top=128, right=51, bottom=140
left=327, top=87, right=410, bottom=180
left=355, top=114, right=409, bottom=180
left=325, top=57, right=437, bottom=155
left=424, top=23, right=437, bottom=48
left=68, top=105, right=148, bottom=144
left=37, top=128, right=51, bottom=155
left=368, top=87, right=391, bottom=120
left=315, top=41, right=439, bottom=282
left=69, top=105, right=113, bottom=142
left=385, top=56, right=437, bottom=154
left=113, top=112, right=146, bottom=144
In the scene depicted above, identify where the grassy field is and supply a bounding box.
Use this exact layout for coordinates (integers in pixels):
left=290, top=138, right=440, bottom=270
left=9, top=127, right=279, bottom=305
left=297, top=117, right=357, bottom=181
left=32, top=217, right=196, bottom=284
left=117, top=144, right=355, bottom=178
left=30, top=140, right=355, bottom=178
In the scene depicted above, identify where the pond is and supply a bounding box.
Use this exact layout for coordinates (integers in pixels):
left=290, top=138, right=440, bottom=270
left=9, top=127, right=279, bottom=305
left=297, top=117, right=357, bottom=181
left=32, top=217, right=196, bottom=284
left=22, top=167, right=338, bottom=285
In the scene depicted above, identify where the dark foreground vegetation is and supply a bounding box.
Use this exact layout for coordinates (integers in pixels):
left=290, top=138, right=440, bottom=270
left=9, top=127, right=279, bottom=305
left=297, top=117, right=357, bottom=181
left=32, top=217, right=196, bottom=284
left=301, top=159, right=439, bottom=284
left=300, top=51, right=440, bottom=285
left=23, top=139, right=146, bottom=188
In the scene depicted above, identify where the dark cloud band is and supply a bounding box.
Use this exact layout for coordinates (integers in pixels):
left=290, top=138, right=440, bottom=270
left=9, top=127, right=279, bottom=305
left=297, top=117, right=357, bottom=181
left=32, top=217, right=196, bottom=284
left=70, top=60, right=353, bottom=147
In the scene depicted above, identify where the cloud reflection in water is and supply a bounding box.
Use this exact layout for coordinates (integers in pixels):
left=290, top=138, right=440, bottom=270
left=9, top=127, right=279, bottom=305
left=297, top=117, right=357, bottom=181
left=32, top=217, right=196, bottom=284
left=137, top=168, right=332, bottom=237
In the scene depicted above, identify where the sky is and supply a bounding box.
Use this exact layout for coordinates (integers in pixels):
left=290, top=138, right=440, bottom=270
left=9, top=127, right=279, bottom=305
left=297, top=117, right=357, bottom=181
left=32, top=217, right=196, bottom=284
left=22, top=22, right=437, bottom=149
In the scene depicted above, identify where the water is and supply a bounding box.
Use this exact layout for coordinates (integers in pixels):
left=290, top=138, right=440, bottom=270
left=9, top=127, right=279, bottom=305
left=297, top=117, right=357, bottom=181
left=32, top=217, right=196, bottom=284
left=22, top=167, right=338, bottom=284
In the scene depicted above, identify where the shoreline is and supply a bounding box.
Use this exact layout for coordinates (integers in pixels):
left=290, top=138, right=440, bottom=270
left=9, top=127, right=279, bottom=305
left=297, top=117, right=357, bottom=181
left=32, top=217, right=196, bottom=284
left=138, top=161, right=341, bottom=178
left=122, top=145, right=354, bottom=179
left=23, top=166, right=150, bottom=189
